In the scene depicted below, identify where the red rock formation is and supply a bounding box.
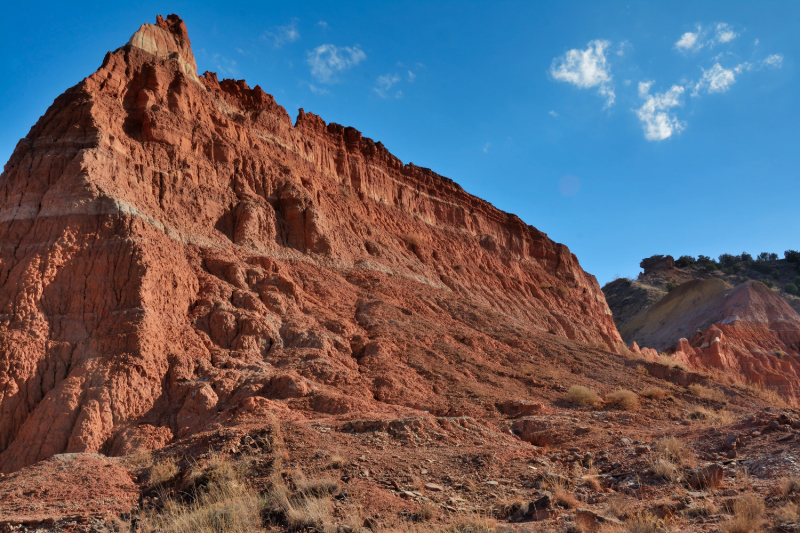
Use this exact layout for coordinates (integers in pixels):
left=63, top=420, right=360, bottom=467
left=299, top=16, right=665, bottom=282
left=670, top=281, right=800, bottom=396
left=0, top=14, right=620, bottom=472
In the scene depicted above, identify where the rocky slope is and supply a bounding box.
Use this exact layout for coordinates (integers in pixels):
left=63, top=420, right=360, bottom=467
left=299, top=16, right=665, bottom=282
left=604, top=255, right=800, bottom=397
left=0, top=14, right=620, bottom=474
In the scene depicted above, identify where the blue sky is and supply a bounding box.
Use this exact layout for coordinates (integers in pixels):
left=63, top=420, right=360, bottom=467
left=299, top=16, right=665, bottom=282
left=1, top=1, right=797, bottom=285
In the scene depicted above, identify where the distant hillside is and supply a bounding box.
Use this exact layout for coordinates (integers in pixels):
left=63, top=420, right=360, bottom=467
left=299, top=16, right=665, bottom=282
left=604, top=251, right=800, bottom=335
left=602, top=251, right=800, bottom=397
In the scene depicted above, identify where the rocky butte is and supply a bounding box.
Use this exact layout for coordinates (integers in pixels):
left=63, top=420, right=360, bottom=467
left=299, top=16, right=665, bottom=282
left=4, top=15, right=800, bottom=533
left=0, top=14, right=620, bottom=473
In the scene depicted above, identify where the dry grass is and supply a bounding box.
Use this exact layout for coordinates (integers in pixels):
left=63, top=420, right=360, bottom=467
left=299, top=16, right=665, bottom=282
left=148, top=457, right=179, bottom=487
left=682, top=500, right=719, bottom=518
left=541, top=474, right=579, bottom=510
left=628, top=512, right=664, bottom=533
left=566, top=385, right=603, bottom=407
left=639, top=386, right=667, bottom=399
left=654, top=436, right=696, bottom=467
left=589, top=340, right=610, bottom=351
left=419, top=502, right=439, bottom=521
left=775, top=502, right=800, bottom=524
left=688, top=383, right=727, bottom=403
left=774, top=476, right=800, bottom=497
left=131, top=455, right=263, bottom=533
left=327, top=453, right=347, bottom=469
left=605, top=389, right=640, bottom=410
left=720, top=494, right=765, bottom=533
left=649, top=436, right=695, bottom=483
left=745, top=382, right=792, bottom=408
left=657, top=353, right=688, bottom=371
left=687, top=406, right=736, bottom=424
left=122, top=449, right=153, bottom=471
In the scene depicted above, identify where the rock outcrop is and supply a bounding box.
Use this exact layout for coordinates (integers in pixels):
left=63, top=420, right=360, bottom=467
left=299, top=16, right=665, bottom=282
left=0, top=14, right=620, bottom=472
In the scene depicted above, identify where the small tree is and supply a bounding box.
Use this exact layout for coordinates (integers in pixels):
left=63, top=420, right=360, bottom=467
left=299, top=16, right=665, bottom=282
left=757, top=252, right=771, bottom=262
left=675, top=255, right=696, bottom=268
left=718, top=253, right=738, bottom=267
left=785, top=250, right=800, bottom=264
left=769, top=252, right=779, bottom=261
left=786, top=283, right=799, bottom=296
left=740, top=252, right=753, bottom=262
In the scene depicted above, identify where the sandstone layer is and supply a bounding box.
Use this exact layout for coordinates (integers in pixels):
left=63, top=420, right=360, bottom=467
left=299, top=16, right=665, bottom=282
left=0, top=14, right=620, bottom=473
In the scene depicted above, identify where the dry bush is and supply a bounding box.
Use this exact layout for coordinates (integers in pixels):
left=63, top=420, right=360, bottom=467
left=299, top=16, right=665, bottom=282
left=327, top=453, right=347, bottom=469
left=264, top=469, right=339, bottom=532
left=720, top=494, right=765, bottom=533
left=419, top=502, right=439, bottom=521
left=556, top=285, right=570, bottom=297
left=688, top=383, right=727, bottom=403
left=776, top=476, right=800, bottom=497
left=639, top=386, right=666, bottom=399
left=491, top=497, right=523, bottom=519
left=148, top=457, right=179, bottom=487
left=775, top=502, right=800, bottom=524
left=589, top=340, right=610, bottom=351
left=654, top=436, right=696, bottom=467
left=624, top=511, right=666, bottom=533
left=688, top=406, right=735, bottom=424
left=635, top=364, right=649, bottom=375
left=745, top=382, right=792, bottom=408
left=603, top=495, right=631, bottom=519
left=683, top=500, right=719, bottom=517
left=566, top=385, right=603, bottom=407
left=122, top=450, right=153, bottom=471
left=605, top=389, right=640, bottom=410
left=657, top=353, right=688, bottom=371
left=542, top=474, right=580, bottom=510
left=649, top=457, right=682, bottom=482
left=135, top=454, right=262, bottom=533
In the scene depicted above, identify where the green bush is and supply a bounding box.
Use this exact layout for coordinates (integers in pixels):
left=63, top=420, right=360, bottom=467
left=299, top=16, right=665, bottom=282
left=666, top=282, right=676, bottom=292
left=760, top=279, right=775, bottom=288
left=718, top=253, right=739, bottom=267
left=785, top=250, right=800, bottom=264
left=675, top=255, right=696, bottom=268
left=786, top=283, right=799, bottom=296
left=740, top=252, right=753, bottom=262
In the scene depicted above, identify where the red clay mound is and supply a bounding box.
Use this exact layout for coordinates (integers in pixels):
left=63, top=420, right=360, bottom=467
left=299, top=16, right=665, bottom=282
left=0, top=14, right=620, bottom=473
left=624, top=278, right=800, bottom=396
left=0, top=453, right=138, bottom=526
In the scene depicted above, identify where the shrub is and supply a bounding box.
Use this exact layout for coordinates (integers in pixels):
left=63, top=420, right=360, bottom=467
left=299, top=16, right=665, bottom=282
left=665, top=282, right=675, bottom=292
left=688, top=383, right=727, bottom=403
left=757, top=252, right=771, bottom=262
left=605, top=389, right=639, bottom=410
left=786, top=250, right=800, bottom=263
left=719, top=253, right=739, bottom=267
left=625, top=511, right=666, bottom=533
left=759, top=279, right=775, bottom=288
left=654, top=436, right=696, bottom=468
left=640, top=386, right=667, bottom=399
left=675, top=255, right=696, bottom=268
left=785, top=283, right=799, bottom=295
left=688, top=406, right=735, bottom=424
left=148, top=457, right=179, bottom=487
left=566, top=385, right=603, bottom=407
left=657, top=353, right=688, bottom=371
left=721, top=494, right=765, bottom=533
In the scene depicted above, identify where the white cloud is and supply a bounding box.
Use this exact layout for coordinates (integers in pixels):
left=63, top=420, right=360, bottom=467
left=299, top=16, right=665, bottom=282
left=307, top=83, right=330, bottom=96
left=307, top=44, right=366, bottom=83
left=317, top=21, right=328, bottom=28
left=675, top=27, right=702, bottom=51
left=262, top=21, right=300, bottom=48
left=550, top=39, right=615, bottom=107
left=549, top=110, right=559, bottom=117
left=763, top=54, right=783, bottom=68
left=715, top=23, right=738, bottom=43
left=482, top=142, right=491, bottom=153
left=694, top=63, right=736, bottom=94
left=636, top=82, right=686, bottom=141
left=374, top=73, right=401, bottom=98
left=754, top=38, right=759, bottom=46
left=407, top=70, right=416, bottom=82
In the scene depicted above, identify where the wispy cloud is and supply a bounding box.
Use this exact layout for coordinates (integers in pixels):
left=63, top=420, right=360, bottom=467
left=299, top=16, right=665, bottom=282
left=636, top=82, right=686, bottom=141
left=262, top=21, right=300, bottom=48
left=549, top=110, right=559, bottom=117
left=550, top=39, right=615, bottom=108
left=675, top=22, right=739, bottom=52
left=407, top=70, right=416, bottom=82
left=211, top=53, right=239, bottom=76
left=307, top=44, right=366, bottom=83
left=715, top=23, right=738, bottom=44
left=374, top=73, right=402, bottom=98
left=482, top=142, right=491, bottom=153
left=763, top=54, right=783, bottom=68
left=317, top=21, right=328, bottom=29
left=675, top=26, right=703, bottom=52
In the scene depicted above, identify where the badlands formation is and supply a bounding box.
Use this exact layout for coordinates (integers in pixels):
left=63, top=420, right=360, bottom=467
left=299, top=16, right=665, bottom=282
left=1, top=14, right=800, bottom=533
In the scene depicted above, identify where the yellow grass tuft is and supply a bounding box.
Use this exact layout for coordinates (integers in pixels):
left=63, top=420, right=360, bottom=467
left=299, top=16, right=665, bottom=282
left=566, top=385, right=603, bottom=407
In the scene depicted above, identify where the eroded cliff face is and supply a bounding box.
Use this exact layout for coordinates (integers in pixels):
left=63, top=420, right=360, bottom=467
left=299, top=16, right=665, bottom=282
left=0, top=14, right=620, bottom=472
